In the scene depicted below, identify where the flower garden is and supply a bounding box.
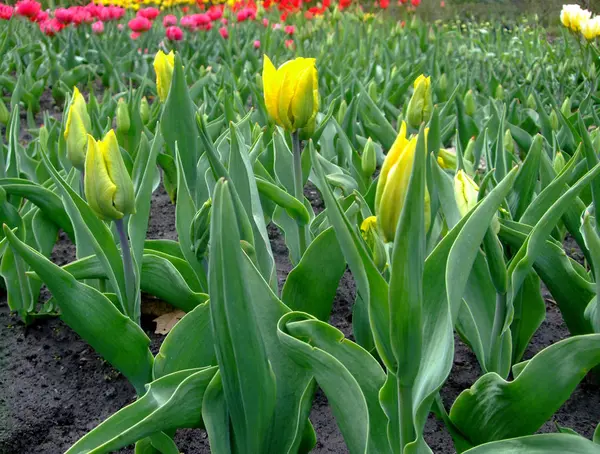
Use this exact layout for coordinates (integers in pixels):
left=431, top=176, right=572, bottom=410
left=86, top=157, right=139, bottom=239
left=1, top=0, right=600, bottom=453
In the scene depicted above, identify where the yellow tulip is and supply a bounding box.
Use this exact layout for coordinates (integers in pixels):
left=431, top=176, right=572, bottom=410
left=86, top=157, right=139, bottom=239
left=560, top=4, right=592, bottom=32
left=262, top=55, right=319, bottom=132
left=375, top=122, right=431, bottom=242
left=406, top=74, right=433, bottom=129
left=360, top=216, right=387, bottom=271
left=437, top=148, right=457, bottom=170
left=581, top=16, right=600, bottom=41
left=153, top=50, right=175, bottom=103
left=64, top=87, right=92, bottom=171
left=84, top=130, right=135, bottom=221
left=454, top=170, right=479, bottom=218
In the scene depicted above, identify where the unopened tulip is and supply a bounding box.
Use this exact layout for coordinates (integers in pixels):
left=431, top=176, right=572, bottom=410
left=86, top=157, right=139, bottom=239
left=553, top=152, right=566, bottom=175
left=91, top=20, right=104, bottom=34
left=560, top=4, right=591, bottom=32
left=140, top=96, right=150, bottom=124
left=375, top=122, right=430, bottom=242
left=464, top=89, right=476, bottom=116
left=85, top=130, right=135, bottom=221
left=64, top=87, right=92, bottom=170
left=360, top=216, right=387, bottom=271
left=361, top=138, right=377, bottom=178
left=165, top=25, right=183, bottom=41
left=581, top=16, right=600, bottom=41
left=406, top=74, right=433, bottom=128
left=454, top=169, right=479, bottom=217
left=153, top=50, right=175, bottom=103
left=262, top=55, right=319, bottom=132
left=116, top=98, right=130, bottom=133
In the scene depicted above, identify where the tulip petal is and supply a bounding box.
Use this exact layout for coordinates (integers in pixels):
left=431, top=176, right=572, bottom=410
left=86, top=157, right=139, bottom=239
left=374, top=121, right=408, bottom=212
left=262, top=54, right=281, bottom=126
left=103, top=130, right=136, bottom=217
left=290, top=65, right=315, bottom=130
left=277, top=58, right=306, bottom=131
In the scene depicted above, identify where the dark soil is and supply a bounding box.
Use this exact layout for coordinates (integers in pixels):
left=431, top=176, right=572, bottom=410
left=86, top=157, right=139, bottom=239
left=1, top=186, right=599, bottom=454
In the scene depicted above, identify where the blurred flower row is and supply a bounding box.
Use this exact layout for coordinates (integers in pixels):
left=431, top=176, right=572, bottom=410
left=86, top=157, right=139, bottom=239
left=561, top=4, right=600, bottom=41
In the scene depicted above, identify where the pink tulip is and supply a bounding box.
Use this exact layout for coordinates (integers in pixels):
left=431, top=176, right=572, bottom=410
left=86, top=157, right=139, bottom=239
left=219, top=26, right=228, bottom=39
left=128, top=15, right=152, bottom=33
left=165, top=25, right=183, bottom=41
left=15, top=0, right=40, bottom=19
left=91, top=20, right=104, bottom=34
left=163, top=14, right=177, bottom=27
left=253, top=39, right=260, bottom=48
left=262, top=18, right=268, bottom=27
left=137, top=7, right=159, bottom=21
left=284, top=25, right=295, bottom=35
left=54, top=7, right=72, bottom=24
left=285, top=39, right=294, bottom=49
left=0, top=4, right=13, bottom=20
left=130, top=31, right=141, bottom=40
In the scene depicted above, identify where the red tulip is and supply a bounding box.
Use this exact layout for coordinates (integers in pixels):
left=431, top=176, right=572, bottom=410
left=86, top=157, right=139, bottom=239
left=284, top=25, right=295, bottom=35
left=128, top=16, right=152, bottom=33
left=194, top=13, right=210, bottom=25
left=15, top=0, right=40, bottom=19
left=163, top=14, right=177, bottom=27
left=34, top=9, right=48, bottom=22
left=219, top=26, right=228, bottom=39
left=54, top=7, right=72, bottom=24
left=180, top=15, right=195, bottom=29
left=440, top=0, right=445, bottom=6
left=207, top=6, right=222, bottom=21
left=130, top=31, right=141, bottom=40
left=91, top=20, right=104, bottom=34
left=0, top=4, right=12, bottom=20
left=39, top=18, right=63, bottom=36
left=411, top=0, right=421, bottom=5
left=380, top=0, right=390, bottom=8
left=165, top=25, right=183, bottom=41
left=285, top=39, right=294, bottom=48
left=137, top=7, right=159, bottom=21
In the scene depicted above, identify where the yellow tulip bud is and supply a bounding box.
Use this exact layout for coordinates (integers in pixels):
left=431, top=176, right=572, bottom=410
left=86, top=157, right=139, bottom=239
left=361, top=137, right=377, bottom=178
left=495, top=84, right=504, bottom=100
left=375, top=122, right=431, bottom=242
left=0, top=97, right=9, bottom=125
left=550, top=109, right=559, bottom=131
left=360, top=216, right=387, bottom=272
left=153, top=50, right=175, bottom=103
left=454, top=170, right=479, bottom=217
left=560, top=4, right=592, bottom=32
left=437, top=148, right=457, bottom=170
left=561, top=97, right=572, bottom=117
left=406, top=74, right=433, bottom=129
left=581, top=16, right=600, bottom=41
left=553, top=151, right=566, bottom=175
left=262, top=55, right=319, bottom=133
left=464, top=89, right=476, bottom=116
left=84, top=130, right=135, bottom=221
left=64, top=87, right=92, bottom=170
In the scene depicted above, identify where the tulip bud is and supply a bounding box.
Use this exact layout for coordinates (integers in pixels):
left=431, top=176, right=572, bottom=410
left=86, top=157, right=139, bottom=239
left=437, top=148, right=457, bottom=170
left=38, top=125, right=48, bottom=151
left=361, top=137, right=377, bottom=178
left=191, top=198, right=212, bottom=260
left=504, top=129, right=514, bottom=154
left=337, top=99, right=348, bottom=125
left=140, top=96, right=150, bottom=124
left=561, top=97, right=571, bottom=117
left=438, top=73, right=448, bottom=101
left=406, top=74, right=433, bottom=129
left=549, top=109, right=559, bottom=131
left=526, top=93, right=536, bottom=110
left=64, top=87, right=92, bottom=170
left=464, top=136, right=476, bottom=162
left=360, top=216, right=387, bottom=272
left=116, top=98, right=130, bottom=133
left=262, top=55, right=319, bottom=133
left=464, top=89, right=476, bottom=116
left=375, top=122, right=431, bottom=242
left=591, top=128, right=600, bottom=152
left=495, top=84, right=504, bottom=100
left=0, top=98, right=9, bottom=125
left=153, top=50, right=175, bottom=103
left=367, top=80, right=378, bottom=101
left=454, top=169, right=479, bottom=217
left=553, top=151, right=566, bottom=175
left=84, top=130, right=135, bottom=221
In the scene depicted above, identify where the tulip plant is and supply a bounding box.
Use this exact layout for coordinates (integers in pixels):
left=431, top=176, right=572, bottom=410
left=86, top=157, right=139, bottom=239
left=2, top=3, right=600, bottom=454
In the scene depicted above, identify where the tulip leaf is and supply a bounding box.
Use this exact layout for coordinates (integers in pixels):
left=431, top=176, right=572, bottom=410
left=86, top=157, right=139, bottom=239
left=281, top=227, right=345, bottom=321
left=450, top=334, right=600, bottom=446
left=508, top=135, right=543, bottom=221
left=65, top=367, right=217, bottom=454
left=256, top=176, right=310, bottom=225
left=202, top=371, right=233, bottom=454
left=3, top=225, right=153, bottom=394
left=153, top=302, right=215, bottom=379
left=462, top=434, right=600, bottom=454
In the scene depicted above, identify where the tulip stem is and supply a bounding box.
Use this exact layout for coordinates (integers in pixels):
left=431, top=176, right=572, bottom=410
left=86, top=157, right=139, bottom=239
left=398, top=384, right=415, bottom=450
left=292, top=130, right=307, bottom=256
left=115, top=218, right=138, bottom=324
left=490, top=292, right=507, bottom=372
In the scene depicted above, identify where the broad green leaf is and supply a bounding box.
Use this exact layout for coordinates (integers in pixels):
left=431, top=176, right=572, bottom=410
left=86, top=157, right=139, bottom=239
left=463, top=434, right=600, bottom=454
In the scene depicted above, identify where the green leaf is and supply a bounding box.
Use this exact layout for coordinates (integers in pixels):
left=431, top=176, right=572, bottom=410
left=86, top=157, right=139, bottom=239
left=65, top=367, right=217, bottom=454
left=450, top=335, right=600, bottom=445
left=463, top=434, right=600, bottom=453
left=281, top=227, right=345, bottom=321
left=507, top=135, right=543, bottom=221
left=3, top=225, right=153, bottom=394
left=153, top=302, right=215, bottom=379
left=256, top=177, right=310, bottom=225
left=209, top=179, right=276, bottom=454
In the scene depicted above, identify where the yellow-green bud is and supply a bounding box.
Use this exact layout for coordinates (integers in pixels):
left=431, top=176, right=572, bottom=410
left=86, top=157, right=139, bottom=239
left=464, top=89, right=476, bottom=116
left=437, top=148, right=457, bottom=170
left=361, top=137, right=377, bottom=178
left=84, top=130, right=135, bottom=221
left=153, top=50, right=175, bottom=103
left=38, top=125, right=49, bottom=152
left=64, top=87, right=92, bottom=171
left=454, top=169, right=479, bottom=217
left=337, top=99, right=348, bottom=125
left=375, top=121, right=431, bottom=242
left=504, top=129, right=514, bottom=154
left=360, top=216, right=387, bottom=272
left=464, top=136, right=476, bottom=162
left=591, top=129, right=600, bottom=152
left=438, top=73, right=448, bottom=101
left=191, top=198, right=212, bottom=260
left=495, top=84, right=504, bottom=100
left=550, top=109, right=559, bottom=131
left=140, top=96, right=150, bottom=125
left=561, top=97, right=571, bottom=117
left=553, top=151, right=566, bottom=175
left=116, top=98, right=130, bottom=133
left=526, top=93, right=536, bottom=110
left=406, top=74, right=433, bottom=129
left=367, top=80, right=378, bottom=102
left=0, top=98, right=9, bottom=125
